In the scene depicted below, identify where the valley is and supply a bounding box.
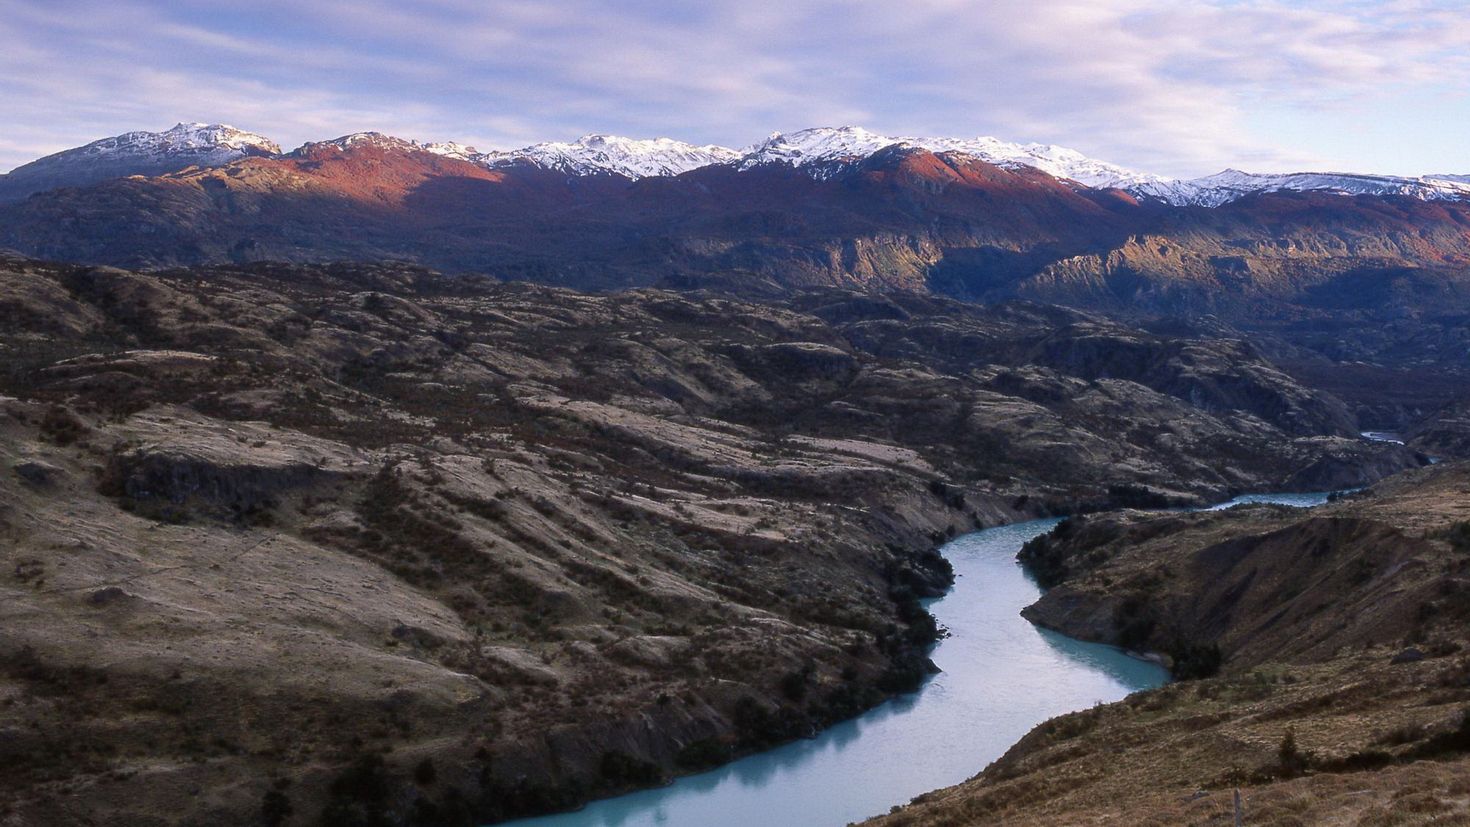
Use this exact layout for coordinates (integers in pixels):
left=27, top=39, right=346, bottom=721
left=0, top=119, right=1467, bottom=827
left=0, top=254, right=1428, bottom=825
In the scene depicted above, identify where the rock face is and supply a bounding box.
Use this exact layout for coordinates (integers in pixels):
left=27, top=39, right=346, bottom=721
left=871, top=463, right=1470, bottom=826
left=0, top=255, right=1421, bottom=825
left=1019, top=463, right=1470, bottom=670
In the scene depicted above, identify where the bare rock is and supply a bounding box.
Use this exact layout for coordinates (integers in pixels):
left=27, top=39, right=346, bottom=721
left=13, top=459, right=60, bottom=486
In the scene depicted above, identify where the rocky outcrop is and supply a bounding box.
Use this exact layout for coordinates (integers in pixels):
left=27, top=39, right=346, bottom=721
left=94, top=409, right=368, bottom=522
left=1020, top=460, right=1470, bottom=670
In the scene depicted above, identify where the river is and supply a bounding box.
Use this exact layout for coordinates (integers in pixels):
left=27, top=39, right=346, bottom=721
left=505, top=491, right=1331, bottom=827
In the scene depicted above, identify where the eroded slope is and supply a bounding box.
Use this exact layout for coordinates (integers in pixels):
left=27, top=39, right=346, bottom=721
left=0, top=257, right=1420, bottom=826
left=872, top=464, right=1470, bottom=826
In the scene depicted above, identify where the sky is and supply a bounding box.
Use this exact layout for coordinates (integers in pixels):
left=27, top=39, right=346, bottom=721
left=1, top=0, right=1467, bottom=178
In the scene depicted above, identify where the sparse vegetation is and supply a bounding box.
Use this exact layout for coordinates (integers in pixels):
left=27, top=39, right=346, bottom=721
left=0, top=256, right=1442, bottom=826
left=872, top=464, right=1470, bottom=827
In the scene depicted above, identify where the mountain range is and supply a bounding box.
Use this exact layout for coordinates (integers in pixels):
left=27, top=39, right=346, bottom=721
left=2, top=120, right=1469, bottom=827
left=2, top=120, right=1468, bottom=426
left=3, top=122, right=1468, bottom=206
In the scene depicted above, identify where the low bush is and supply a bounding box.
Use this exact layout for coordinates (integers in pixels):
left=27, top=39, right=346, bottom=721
left=674, top=737, right=728, bottom=771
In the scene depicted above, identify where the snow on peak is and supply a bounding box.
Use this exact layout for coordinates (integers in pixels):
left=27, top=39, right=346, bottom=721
left=293, top=133, right=496, bottom=163
left=299, top=132, right=426, bottom=154
left=737, top=126, right=1161, bottom=187
left=45, top=122, right=281, bottom=165
left=0, top=122, right=283, bottom=202
left=738, top=126, right=903, bottom=170
left=475, top=134, right=742, bottom=178
left=154, top=123, right=281, bottom=155
left=7, top=121, right=1470, bottom=210
left=287, top=131, right=738, bottom=178
left=1131, top=169, right=1470, bottom=207
left=422, top=141, right=480, bottom=160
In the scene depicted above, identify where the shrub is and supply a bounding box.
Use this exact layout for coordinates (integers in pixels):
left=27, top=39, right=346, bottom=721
left=1447, top=521, right=1470, bottom=554
left=598, top=751, right=662, bottom=787
left=1406, top=707, right=1470, bottom=760
left=1168, top=641, right=1223, bottom=680
left=39, top=405, right=88, bottom=445
left=319, top=754, right=392, bottom=827
left=1276, top=727, right=1312, bottom=777
left=780, top=665, right=812, bottom=702
left=1112, top=596, right=1157, bottom=651
left=1018, top=527, right=1072, bottom=589
left=261, top=788, right=292, bottom=827
left=675, top=738, right=728, bottom=771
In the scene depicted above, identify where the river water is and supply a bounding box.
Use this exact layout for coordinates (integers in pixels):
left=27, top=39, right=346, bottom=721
left=506, top=491, right=1330, bottom=827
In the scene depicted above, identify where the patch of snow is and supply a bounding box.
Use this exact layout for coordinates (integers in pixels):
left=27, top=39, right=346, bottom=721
left=736, top=126, right=1163, bottom=188
left=36, top=122, right=280, bottom=166
left=11, top=121, right=1470, bottom=210
left=422, top=141, right=481, bottom=160
left=1428, top=173, right=1470, bottom=185
left=0, top=123, right=283, bottom=201
left=1131, top=169, right=1470, bottom=207
left=474, top=134, right=742, bottom=178
left=298, top=132, right=425, bottom=154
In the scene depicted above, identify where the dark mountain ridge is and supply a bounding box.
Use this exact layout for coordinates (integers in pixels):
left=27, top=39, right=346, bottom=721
left=5, top=136, right=1467, bottom=311
left=6, top=137, right=1466, bottom=426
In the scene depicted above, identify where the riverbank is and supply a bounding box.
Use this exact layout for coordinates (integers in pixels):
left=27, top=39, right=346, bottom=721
left=869, top=462, right=1470, bottom=826
left=505, top=518, right=1169, bottom=827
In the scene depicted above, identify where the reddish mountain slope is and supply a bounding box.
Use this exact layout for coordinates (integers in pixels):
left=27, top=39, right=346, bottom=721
left=0, top=143, right=1135, bottom=290
left=3, top=140, right=1469, bottom=383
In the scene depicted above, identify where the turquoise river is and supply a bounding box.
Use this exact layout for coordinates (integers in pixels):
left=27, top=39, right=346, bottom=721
left=507, top=491, right=1332, bottom=827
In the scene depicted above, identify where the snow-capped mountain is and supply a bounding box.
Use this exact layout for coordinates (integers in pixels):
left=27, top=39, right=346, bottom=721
left=421, top=141, right=481, bottom=161
left=6, top=121, right=1469, bottom=209
left=736, top=126, right=1163, bottom=188
left=474, top=134, right=742, bottom=178
left=66, top=122, right=280, bottom=163
left=292, top=132, right=740, bottom=178
left=0, top=123, right=279, bottom=202
left=732, top=127, right=1470, bottom=206
left=1132, top=169, right=1470, bottom=208
left=293, top=132, right=428, bottom=155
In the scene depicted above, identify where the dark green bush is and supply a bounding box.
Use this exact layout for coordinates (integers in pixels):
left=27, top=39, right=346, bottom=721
left=319, top=754, right=391, bottom=827
left=260, top=787, right=292, bottom=827
left=674, top=737, right=728, bottom=771
left=1447, top=521, right=1470, bottom=554
left=1168, top=641, right=1223, bottom=680
left=599, top=750, right=662, bottom=787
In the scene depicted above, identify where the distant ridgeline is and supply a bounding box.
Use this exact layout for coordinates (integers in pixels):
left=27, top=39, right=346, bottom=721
left=1, top=124, right=1468, bottom=309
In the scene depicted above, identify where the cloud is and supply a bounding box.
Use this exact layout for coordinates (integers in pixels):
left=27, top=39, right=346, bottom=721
left=0, top=0, right=1467, bottom=176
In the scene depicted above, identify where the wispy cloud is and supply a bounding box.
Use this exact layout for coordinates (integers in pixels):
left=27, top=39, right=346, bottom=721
left=0, top=0, right=1467, bottom=176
